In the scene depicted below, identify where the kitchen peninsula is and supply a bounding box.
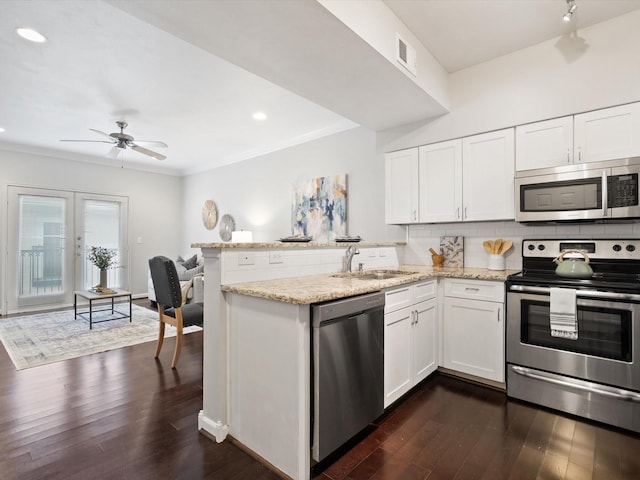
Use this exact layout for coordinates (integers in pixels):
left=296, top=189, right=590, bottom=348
left=193, top=241, right=516, bottom=480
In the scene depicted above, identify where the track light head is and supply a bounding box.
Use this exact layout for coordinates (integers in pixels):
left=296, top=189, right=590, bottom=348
left=562, top=0, right=578, bottom=22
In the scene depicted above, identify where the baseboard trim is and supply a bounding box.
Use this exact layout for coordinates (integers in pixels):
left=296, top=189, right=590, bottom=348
left=198, top=411, right=229, bottom=443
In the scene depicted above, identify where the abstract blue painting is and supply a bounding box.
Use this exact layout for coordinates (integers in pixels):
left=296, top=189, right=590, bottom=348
left=292, top=174, right=347, bottom=242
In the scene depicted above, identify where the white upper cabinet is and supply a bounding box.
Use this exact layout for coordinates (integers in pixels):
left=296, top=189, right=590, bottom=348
left=516, top=102, right=640, bottom=172
left=385, top=148, right=419, bottom=224
left=385, top=129, right=515, bottom=224
left=418, top=139, right=463, bottom=222
left=516, top=116, right=573, bottom=171
left=574, top=103, right=640, bottom=164
left=462, top=128, right=515, bottom=222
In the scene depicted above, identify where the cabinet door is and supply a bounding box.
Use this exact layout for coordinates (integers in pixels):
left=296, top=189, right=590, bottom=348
left=384, top=307, right=413, bottom=407
left=515, top=116, right=573, bottom=171
left=443, top=297, right=504, bottom=382
left=385, top=148, right=419, bottom=224
left=462, top=129, right=515, bottom=222
left=574, top=103, right=640, bottom=164
left=418, top=140, right=463, bottom=222
left=412, top=299, right=438, bottom=384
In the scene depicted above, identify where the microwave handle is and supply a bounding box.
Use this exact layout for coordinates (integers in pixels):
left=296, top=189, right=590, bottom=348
left=602, top=170, right=608, bottom=216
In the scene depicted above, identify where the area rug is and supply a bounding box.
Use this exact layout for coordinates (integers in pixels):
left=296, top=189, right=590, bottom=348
left=0, top=304, right=202, bottom=370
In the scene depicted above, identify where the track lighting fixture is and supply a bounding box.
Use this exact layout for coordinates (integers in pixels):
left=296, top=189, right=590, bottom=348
left=562, top=0, right=577, bottom=22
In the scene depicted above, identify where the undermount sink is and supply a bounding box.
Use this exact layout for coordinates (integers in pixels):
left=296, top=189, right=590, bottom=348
left=332, top=270, right=417, bottom=280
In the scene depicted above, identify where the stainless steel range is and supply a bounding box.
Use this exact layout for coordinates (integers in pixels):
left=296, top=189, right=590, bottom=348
left=506, top=239, right=640, bottom=433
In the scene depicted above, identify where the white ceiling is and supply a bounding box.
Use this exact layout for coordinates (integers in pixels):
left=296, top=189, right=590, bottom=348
left=1, top=0, right=639, bottom=176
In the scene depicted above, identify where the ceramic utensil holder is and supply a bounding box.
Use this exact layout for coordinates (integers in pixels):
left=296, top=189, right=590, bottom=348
left=488, top=254, right=505, bottom=271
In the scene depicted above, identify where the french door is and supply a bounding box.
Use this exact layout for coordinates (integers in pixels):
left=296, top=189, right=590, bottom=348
left=6, top=186, right=128, bottom=313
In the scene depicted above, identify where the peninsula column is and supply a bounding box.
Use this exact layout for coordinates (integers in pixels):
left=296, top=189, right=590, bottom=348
left=197, top=247, right=229, bottom=442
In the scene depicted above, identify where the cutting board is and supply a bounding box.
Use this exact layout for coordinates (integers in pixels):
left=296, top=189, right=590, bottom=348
left=440, top=236, right=464, bottom=267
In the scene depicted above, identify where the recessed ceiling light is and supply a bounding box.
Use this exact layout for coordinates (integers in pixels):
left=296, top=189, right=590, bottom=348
left=253, top=112, right=267, bottom=121
left=0, top=127, right=5, bottom=133
left=16, top=27, right=47, bottom=43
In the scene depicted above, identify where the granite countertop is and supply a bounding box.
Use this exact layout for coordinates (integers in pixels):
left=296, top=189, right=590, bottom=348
left=192, top=241, right=405, bottom=249
left=221, top=265, right=520, bottom=305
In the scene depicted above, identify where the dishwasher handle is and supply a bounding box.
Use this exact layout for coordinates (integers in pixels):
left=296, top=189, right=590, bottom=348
left=312, top=291, right=385, bottom=327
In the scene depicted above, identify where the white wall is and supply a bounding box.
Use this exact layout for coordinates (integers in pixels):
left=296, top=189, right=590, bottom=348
left=0, top=148, right=183, bottom=311
left=378, top=10, right=640, bottom=152
left=181, top=126, right=404, bottom=254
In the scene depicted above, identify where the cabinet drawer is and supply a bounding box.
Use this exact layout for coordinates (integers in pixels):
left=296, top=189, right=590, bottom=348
left=385, top=285, right=413, bottom=313
left=444, top=278, right=504, bottom=303
left=413, top=280, right=437, bottom=302
left=385, top=280, right=436, bottom=313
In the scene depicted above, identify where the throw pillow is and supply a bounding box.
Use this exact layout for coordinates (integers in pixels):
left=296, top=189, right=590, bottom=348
left=181, top=254, right=198, bottom=270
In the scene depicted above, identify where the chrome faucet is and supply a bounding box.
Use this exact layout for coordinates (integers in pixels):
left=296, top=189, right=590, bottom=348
left=344, top=245, right=360, bottom=272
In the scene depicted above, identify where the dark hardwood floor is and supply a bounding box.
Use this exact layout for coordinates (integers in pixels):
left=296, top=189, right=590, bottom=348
left=1, top=301, right=640, bottom=479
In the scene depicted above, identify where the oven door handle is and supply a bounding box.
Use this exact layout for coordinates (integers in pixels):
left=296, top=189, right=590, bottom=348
left=511, top=366, right=640, bottom=402
left=508, top=284, right=640, bottom=302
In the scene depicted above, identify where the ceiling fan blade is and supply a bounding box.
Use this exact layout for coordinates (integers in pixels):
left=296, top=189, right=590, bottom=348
left=133, top=140, right=168, bottom=148
left=107, top=146, right=122, bottom=158
left=89, top=128, right=117, bottom=142
left=130, top=144, right=166, bottom=161
left=60, top=139, right=114, bottom=143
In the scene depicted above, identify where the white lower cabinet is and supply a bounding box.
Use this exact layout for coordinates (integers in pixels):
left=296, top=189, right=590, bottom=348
left=443, top=278, right=505, bottom=383
left=384, top=280, right=437, bottom=408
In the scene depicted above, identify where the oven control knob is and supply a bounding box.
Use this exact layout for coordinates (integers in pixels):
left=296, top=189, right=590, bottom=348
left=527, top=244, right=535, bottom=251
left=613, top=244, right=622, bottom=252
left=626, top=244, right=636, bottom=252
left=538, top=245, right=545, bottom=251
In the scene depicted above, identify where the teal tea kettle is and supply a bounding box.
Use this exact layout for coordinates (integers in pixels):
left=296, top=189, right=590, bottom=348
left=553, top=249, right=593, bottom=279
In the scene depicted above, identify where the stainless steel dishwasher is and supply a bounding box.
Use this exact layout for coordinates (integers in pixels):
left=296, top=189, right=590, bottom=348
left=311, top=291, right=385, bottom=462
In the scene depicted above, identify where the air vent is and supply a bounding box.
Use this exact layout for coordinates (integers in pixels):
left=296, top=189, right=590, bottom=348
left=396, top=34, right=416, bottom=76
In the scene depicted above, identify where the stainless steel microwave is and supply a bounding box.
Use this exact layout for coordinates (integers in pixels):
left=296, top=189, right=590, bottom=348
left=515, top=157, right=640, bottom=222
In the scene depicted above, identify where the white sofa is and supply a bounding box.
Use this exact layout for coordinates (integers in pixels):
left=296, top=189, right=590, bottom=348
left=148, top=255, right=204, bottom=306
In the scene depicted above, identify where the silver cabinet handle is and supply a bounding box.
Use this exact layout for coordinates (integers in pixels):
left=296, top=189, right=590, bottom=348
left=464, top=207, right=467, bottom=219
left=497, top=307, right=501, bottom=322
left=414, top=309, right=418, bottom=325
left=465, top=287, right=480, bottom=292
left=456, top=207, right=460, bottom=220
left=567, top=149, right=571, bottom=163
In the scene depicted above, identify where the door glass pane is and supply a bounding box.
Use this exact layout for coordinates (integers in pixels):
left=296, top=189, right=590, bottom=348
left=82, top=200, right=122, bottom=289
left=18, top=195, right=66, bottom=297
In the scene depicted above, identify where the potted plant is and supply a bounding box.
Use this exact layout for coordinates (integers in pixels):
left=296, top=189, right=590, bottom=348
left=88, top=246, right=118, bottom=289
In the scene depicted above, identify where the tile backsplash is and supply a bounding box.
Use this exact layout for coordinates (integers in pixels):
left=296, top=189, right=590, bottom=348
left=405, top=221, right=640, bottom=271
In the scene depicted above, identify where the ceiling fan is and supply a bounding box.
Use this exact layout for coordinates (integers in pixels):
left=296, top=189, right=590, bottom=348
left=60, top=121, right=167, bottom=160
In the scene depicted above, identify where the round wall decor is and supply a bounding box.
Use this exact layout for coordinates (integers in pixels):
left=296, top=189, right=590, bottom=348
left=201, top=200, right=218, bottom=230
left=219, top=214, right=235, bottom=242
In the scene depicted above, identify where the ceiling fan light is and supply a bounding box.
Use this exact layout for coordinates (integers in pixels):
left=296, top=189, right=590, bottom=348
left=16, top=27, right=47, bottom=43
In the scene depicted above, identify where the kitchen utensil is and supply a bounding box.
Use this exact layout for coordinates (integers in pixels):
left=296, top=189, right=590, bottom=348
left=483, top=240, right=493, bottom=254
left=553, top=249, right=593, bottom=278
left=499, top=240, right=513, bottom=254
left=494, top=238, right=503, bottom=254
left=431, top=253, right=444, bottom=267
left=429, top=248, right=439, bottom=256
